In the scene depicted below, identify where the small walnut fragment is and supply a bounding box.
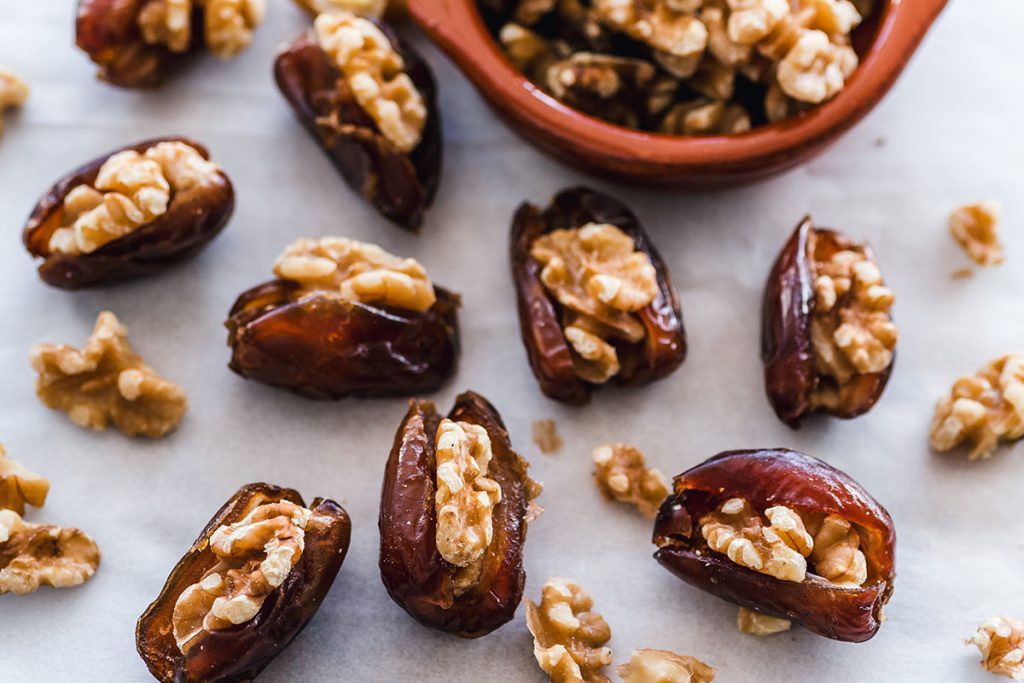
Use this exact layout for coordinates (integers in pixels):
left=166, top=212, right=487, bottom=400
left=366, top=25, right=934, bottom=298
left=659, top=99, right=750, bottom=135
left=533, top=419, right=563, bottom=454
left=950, top=201, right=1005, bottom=267
left=930, top=354, right=1024, bottom=460
left=526, top=577, right=613, bottom=683
left=0, top=509, right=100, bottom=595
left=968, top=617, right=1024, bottom=681
left=0, top=445, right=49, bottom=515
left=618, top=648, right=715, bottom=683
left=592, top=443, right=669, bottom=517
left=295, top=0, right=390, bottom=18
left=30, top=311, right=187, bottom=438
left=0, top=69, right=28, bottom=135
left=737, top=607, right=791, bottom=636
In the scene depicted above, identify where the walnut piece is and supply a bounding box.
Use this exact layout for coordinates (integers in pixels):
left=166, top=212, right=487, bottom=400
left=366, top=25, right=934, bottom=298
left=594, top=0, right=708, bottom=61
left=930, top=354, right=1024, bottom=460
left=434, top=419, right=502, bottom=594
left=138, top=0, right=265, bottom=58
left=776, top=29, right=857, bottom=103
left=808, top=240, right=898, bottom=412
left=526, top=577, right=613, bottom=683
left=949, top=201, right=1005, bottom=267
left=968, top=617, right=1024, bottom=681
left=533, top=419, right=564, bottom=454
left=296, top=0, right=390, bottom=17
left=726, top=0, right=790, bottom=45
left=0, top=509, right=100, bottom=595
left=659, top=99, right=750, bottom=135
left=592, top=443, right=669, bottom=518
left=30, top=311, right=187, bottom=438
left=274, top=236, right=437, bottom=312
left=315, top=12, right=426, bottom=153
left=172, top=500, right=312, bottom=652
left=0, top=69, right=28, bottom=135
left=618, top=649, right=715, bottom=683
left=737, top=607, right=792, bottom=636
left=0, top=445, right=49, bottom=516
left=48, top=142, right=220, bottom=256
left=531, top=223, right=658, bottom=384
left=700, top=498, right=867, bottom=585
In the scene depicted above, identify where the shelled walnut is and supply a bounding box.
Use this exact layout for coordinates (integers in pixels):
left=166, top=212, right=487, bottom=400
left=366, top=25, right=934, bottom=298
left=533, top=419, right=564, bottom=454
left=0, top=70, right=28, bottom=135
left=968, top=617, right=1024, bottom=681
left=737, top=607, right=791, bottom=635
left=30, top=311, right=187, bottom=438
left=526, top=577, right=613, bottom=683
left=949, top=201, right=1005, bottom=267
left=0, top=509, right=100, bottom=595
left=930, top=354, right=1024, bottom=460
left=618, top=649, right=715, bottom=683
left=592, top=443, right=670, bottom=517
left=0, top=446, right=49, bottom=516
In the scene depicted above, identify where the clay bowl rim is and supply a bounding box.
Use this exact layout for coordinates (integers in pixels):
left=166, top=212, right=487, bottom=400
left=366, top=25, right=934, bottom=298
left=408, top=0, right=949, bottom=171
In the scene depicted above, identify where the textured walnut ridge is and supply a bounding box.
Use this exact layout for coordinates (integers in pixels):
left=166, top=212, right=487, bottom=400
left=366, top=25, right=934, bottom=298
left=531, top=223, right=659, bottom=384
left=171, top=500, right=312, bottom=652
left=273, top=236, right=437, bottom=312
left=699, top=497, right=868, bottom=585
left=736, top=607, right=792, bottom=636
left=0, top=69, right=28, bottom=135
left=30, top=311, right=187, bottom=438
left=0, top=509, right=101, bottom=595
left=618, top=648, right=716, bottom=683
left=48, top=142, right=221, bottom=256
left=592, top=443, right=670, bottom=518
left=315, top=12, right=427, bottom=153
left=968, top=617, right=1024, bottom=681
left=949, top=201, right=1005, bottom=268
left=930, top=354, right=1024, bottom=460
left=138, top=0, right=266, bottom=59
left=0, top=445, right=49, bottom=516
left=527, top=577, right=613, bottom=683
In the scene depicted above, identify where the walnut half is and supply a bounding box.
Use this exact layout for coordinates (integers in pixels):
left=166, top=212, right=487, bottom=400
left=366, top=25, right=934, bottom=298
left=617, top=649, right=715, bottom=683
left=0, top=445, right=49, bottom=515
left=592, top=443, right=669, bottom=518
left=0, top=69, right=28, bottom=136
left=526, top=577, right=613, bottom=683
left=949, top=201, right=1005, bottom=267
left=30, top=311, right=187, bottom=438
left=967, top=617, right=1024, bottom=681
left=0, top=509, right=101, bottom=595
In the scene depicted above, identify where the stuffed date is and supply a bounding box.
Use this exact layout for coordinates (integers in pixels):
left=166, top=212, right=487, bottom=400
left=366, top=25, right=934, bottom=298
left=136, top=482, right=351, bottom=682
left=511, top=186, right=686, bottom=404
left=653, top=448, right=895, bottom=643
left=379, top=391, right=542, bottom=637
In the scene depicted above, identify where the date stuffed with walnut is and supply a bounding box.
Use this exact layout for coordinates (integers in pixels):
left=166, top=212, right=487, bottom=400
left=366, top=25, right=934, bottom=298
left=136, top=483, right=351, bottom=682
left=379, top=391, right=541, bottom=637
left=226, top=236, right=459, bottom=399
left=274, top=12, right=441, bottom=231
left=23, top=137, right=233, bottom=289
left=653, top=448, right=895, bottom=642
left=511, top=187, right=686, bottom=404
left=762, top=216, right=898, bottom=426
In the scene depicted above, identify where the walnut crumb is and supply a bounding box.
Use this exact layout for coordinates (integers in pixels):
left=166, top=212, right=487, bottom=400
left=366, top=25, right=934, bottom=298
left=950, top=201, right=1004, bottom=267
left=737, top=607, right=791, bottom=636
left=0, top=445, right=49, bottom=516
left=30, top=312, right=187, bottom=438
left=526, top=577, right=613, bottom=683
left=533, top=419, right=563, bottom=454
left=0, top=509, right=100, bottom=595
left=592, top=443, right=669, bottom=518
left=951, top=267, right=975, bottom=280
left=618, top=648, right=715, bottom=683
left=968, top=617, right=1024, bottom=680
left=0, top=69, right=28, bottom=135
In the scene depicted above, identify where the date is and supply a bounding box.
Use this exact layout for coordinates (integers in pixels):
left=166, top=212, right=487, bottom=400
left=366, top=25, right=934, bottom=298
left=652, top=448, right=895, bottom=642
left=23, top=137, right=233, bottom=289
left=136, top=483, right=351, bottom=682
left=379, top=391, right=541, bottom=637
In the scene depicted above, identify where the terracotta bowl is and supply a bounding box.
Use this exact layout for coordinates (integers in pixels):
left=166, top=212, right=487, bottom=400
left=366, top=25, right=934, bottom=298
left=407, top=0, right=949, bottom=186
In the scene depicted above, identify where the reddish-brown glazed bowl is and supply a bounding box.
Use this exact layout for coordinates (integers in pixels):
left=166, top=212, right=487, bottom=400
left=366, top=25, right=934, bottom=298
left=407, top=0, right=948, bottom=186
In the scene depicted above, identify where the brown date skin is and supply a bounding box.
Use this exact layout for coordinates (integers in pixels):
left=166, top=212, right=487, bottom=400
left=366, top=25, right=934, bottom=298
left=653, top=448, right=895, bottom=643
left=274, top=25, right=442, bottom=232
left=511, top=187, right=687, bottom=404
left=225, top=279, right=460, bottom=399
left=136, top=482, right=352, bottom=682
left=76, top=0, right=203, bottom=88
left=23, top=136, right=234, bottom=290
left=762, top=216, right=894, bottom=427
left=379, top=391, right=536, bottom=637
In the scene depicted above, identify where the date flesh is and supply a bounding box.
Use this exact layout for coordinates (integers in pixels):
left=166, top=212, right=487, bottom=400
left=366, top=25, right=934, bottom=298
left=653, top=449, right=895, bottom=642
left=225, top=279, right=459, bottom=399
left=510, top=186, right=687, bottom=404
left=23, top=136, right=234, bottom=289
left=136, top=483, right=351, bottom=682
left=273, top=25, right=442, bottom=231
left=379, top=391, right=535, bottom=637
left=761, top=216, right=894, bottom=426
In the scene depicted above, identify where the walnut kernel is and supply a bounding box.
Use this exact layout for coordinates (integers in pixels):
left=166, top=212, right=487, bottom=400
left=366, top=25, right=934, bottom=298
left=592, top=443, right=670, bottom=518
left=533, top=419, right=564, bottom=454
left=30, top=311, right=187, bottom=438
left=949, top=201, right=1005, bottom=267
left=726, top=0, right=790, bottom=45
left=138, top=0, right=265, bottom=58
left=0, top=69, right=29, bottom=135
left=526, top=577, right=613, bottom=683
left=968, top=617, right=1024, bottom=681
left=617, top=649, right=716, bottom=683
left=139, top=0, right=193, bottom=52
left=0, top=445, right=49, bottom=516
left=659, top=99, right=750, bottom=135
left=737, top=607, right=791, bottom=636
left=296, top=0, right=390, bottom=17
left=594, top=0, right=708, bottom=60
left=0, top=509, right=100, bottom=595
left=776, top=29, right=857, bottom=104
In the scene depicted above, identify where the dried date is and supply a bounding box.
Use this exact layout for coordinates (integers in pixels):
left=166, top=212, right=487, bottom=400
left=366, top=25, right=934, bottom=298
left=653, top=448, right=895, bottom=642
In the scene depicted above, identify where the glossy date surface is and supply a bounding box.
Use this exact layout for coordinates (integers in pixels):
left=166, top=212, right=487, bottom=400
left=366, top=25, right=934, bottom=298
left=379, top=391, right=535, bottom=637
left=136, top=483, right=351, bottom=682
left=653, top=449, right=895, bottom=642
left=510, top=186, right=687, bottom=404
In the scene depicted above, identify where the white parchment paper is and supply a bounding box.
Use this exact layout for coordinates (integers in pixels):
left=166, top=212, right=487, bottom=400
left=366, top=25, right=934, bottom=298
left=1, top=0, right=1022, bottom=680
